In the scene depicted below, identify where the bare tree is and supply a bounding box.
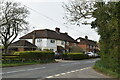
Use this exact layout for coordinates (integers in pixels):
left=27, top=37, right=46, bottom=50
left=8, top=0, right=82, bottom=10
left=0, top=1, right=29, bottom=54
left=63, top=1, right=95, bottom=26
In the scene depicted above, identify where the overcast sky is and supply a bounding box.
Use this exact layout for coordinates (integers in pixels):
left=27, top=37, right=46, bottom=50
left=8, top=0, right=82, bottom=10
left=10, top=0, right=100, bottom=42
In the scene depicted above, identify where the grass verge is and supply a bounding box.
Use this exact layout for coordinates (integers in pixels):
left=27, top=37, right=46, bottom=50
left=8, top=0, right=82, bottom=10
left=93, top=60, right=119, bottom=78
left=1, top=60, right=56, bottom=67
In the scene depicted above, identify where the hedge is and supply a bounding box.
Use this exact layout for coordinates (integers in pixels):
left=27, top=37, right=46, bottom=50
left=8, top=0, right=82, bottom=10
left=13, top=50, right=55, bottom=61
left=94, top=60, right=120, bottom=78
left=63, top=53, right=89, bottom=60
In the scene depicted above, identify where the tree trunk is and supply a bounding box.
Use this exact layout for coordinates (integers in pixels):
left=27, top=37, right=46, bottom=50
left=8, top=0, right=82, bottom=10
left=4, top=46, right=8, bottom=54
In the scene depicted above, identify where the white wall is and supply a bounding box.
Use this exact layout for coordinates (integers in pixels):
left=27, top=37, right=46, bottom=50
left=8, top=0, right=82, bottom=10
left=56, top=40, right=65, bottom=48
left=46, top=39, right=57, bottom=52
left=23, top=38, right=66, bottom=52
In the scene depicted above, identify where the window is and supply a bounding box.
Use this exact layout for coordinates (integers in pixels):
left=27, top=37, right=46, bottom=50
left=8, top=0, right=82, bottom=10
left=37, top=39, right=42, bottom=42
left=66, top=42, right=69, bottom=45
left=50, top=39, right=55, bottom=43
left=61, top=41, right=64, bottom=45
left=50, top=49, right=54, bottom=51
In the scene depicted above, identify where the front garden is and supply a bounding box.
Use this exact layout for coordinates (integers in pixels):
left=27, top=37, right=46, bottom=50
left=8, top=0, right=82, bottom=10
left=1, top=51, right=55, bottom=67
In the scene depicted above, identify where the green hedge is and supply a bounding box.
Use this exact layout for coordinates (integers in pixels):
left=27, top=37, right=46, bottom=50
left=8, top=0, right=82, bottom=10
left=94, top=60, right=120, bottom=78
left=13, top=50, right=55, bottom=61
left=63, top=53, right=89, bottom=60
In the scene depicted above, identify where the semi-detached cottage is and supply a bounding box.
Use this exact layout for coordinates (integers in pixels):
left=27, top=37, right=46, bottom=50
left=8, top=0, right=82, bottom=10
left=20, top=27, right=77, bottom=53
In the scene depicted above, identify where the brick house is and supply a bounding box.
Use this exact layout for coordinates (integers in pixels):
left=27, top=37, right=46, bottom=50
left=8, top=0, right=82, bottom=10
left=76, top=36, right=99, bottom=53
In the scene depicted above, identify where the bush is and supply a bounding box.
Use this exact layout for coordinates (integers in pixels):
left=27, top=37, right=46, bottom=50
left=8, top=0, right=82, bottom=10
left=13, top=50, right=55, bottom=61
left=63, top=53, right=89, bottom=60
left=94, top=60, right=120, bottom=78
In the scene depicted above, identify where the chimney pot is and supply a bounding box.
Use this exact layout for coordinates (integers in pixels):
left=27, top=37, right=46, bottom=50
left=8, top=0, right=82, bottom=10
left=85, top=36, right=88, bottom=39
left=55, top=27, right=60, bottom=33
left=65, top=32, right=68, bottom=35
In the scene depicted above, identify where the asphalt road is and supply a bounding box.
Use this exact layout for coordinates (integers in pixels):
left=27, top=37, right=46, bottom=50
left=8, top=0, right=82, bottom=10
left=2, top=58, right=107, bottom=80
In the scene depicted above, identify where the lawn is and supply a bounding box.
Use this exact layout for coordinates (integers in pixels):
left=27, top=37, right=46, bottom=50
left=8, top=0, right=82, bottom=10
left=1, top=60, right=56, bottom=67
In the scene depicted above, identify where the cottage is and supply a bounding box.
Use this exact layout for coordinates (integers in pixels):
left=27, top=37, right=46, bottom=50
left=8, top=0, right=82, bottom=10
left=20, top=27, right=77, bottom=53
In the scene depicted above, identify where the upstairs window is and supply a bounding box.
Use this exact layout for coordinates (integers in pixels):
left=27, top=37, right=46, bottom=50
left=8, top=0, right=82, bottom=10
left=37, top=39, right=42, bottom=42
left=50, top=39, right=55, bottom=43
left=61, top=41, right=64, bottom=45
left=66, top=42, right=69, bottom=45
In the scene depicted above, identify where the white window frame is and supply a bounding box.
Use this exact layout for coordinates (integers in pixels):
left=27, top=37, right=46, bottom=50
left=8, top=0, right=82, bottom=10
left=50, top=39, right=55, bottom=43
left=61, top=41, right=64, bottom=45
left=37, top=39, right=42, bottom=42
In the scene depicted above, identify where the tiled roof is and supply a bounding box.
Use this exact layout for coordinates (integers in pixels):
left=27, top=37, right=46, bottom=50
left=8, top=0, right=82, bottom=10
left=20, top=29, right=77, bottom=43
left=77, top=37, right=97, bottom=46
left=9, top=40, right=37, bottom=48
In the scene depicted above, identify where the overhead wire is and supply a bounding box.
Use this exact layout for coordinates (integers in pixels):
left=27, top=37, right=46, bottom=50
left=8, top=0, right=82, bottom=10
left=23, top=4, right=86, bottom=34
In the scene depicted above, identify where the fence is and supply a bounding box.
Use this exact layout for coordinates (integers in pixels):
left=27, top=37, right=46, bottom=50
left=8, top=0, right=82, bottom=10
left=2, top=55, right=21, bottom=62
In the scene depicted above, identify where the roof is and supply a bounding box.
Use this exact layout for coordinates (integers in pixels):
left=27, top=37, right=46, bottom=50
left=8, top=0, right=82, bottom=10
left=20, top=29, right=77, bottom=43
left=76, top=37, right=97, bottom=46
left=9, top=40, right=37, bottom=48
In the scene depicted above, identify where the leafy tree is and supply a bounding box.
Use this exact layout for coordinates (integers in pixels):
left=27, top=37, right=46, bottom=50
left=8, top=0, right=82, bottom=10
left=92, top=2, right=120, bottom=75
left=63, top=1, right=120, bottom=77
left=0, top=1, right=29, bottom=54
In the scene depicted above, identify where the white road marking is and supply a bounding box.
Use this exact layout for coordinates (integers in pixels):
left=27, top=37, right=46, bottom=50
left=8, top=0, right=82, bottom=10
left=27, top=67, right=46, bottom=71
left=75, top=70, right=79, bottom=72
left=60, top=73, right=66, bottom=75
left=0, top=73, right=4, bottom=74
left=46, top=67, right=91, bottom=78
left=6, top=70, right=26, bottom=74
left=66, top=72, right=71, bottom=74
left=3, top=67, right=46, bottom=74
left=54, top=74, right=61, bottom=77
left=71, top=71, right=76, bottom=72
left=46, top=76, right=54, bottom=78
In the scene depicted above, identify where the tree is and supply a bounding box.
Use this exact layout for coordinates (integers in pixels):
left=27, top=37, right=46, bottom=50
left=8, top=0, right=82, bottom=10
left=63, top=1, right=120, bottom=77
left=63, top=1, right=95, bottom=26
left=92, top=2, right=120, bottom=75
left=0, top=1, right=29, bottom=54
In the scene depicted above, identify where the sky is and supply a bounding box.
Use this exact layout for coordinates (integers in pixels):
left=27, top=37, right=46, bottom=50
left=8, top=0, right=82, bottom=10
left=10, top=0, right=100, bottom=42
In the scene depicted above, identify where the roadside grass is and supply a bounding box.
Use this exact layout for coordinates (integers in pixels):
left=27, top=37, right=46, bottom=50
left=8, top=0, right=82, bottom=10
left=93, top=60, right=119, bottom=78
left=1, top=60, right=56, bottom=67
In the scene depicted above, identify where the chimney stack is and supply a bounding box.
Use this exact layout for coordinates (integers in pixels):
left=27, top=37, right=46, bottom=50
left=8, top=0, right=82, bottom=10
left=65, top=32, right=68, bottom=35
left=85, top=36, right=88, bottom=40
left=32, top=31, right=36, bottom=45
left=55, top=27, right=60, bottom=33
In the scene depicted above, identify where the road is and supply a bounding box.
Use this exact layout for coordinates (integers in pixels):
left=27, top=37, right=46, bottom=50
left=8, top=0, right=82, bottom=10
left=1, top=58, right=109, bottom=80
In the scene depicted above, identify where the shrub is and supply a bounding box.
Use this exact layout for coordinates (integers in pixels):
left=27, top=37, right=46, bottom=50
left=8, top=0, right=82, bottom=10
left=13, top=51, right=55, bottom=61
left=94, top=60, right=120, bottom=78
left=63, top=53, right=89, bottom=60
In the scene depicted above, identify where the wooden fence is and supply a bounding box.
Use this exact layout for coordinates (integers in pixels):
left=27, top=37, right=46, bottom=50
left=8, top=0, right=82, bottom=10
left=2, top=55, right=21, bottom=61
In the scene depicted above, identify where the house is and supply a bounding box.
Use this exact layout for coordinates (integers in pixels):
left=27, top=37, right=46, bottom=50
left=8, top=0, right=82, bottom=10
left=76, top=36, right=99, bottom=53
left=8, top=40, right=37, bottom=54
left=20, top=27, right=77, bottom=53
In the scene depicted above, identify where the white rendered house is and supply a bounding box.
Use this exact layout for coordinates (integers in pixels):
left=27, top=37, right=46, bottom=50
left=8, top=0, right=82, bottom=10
left=20, top=28, right=76, bottom=52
